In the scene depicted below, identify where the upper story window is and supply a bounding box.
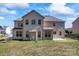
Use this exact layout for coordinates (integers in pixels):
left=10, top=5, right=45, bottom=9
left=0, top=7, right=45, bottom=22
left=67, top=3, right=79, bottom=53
left=31, top=19, right=35, bottom=25
left=25, top=19, right=29, bottom=25
left=38, top=19, right=41, bottom=25
left=53, top=23, right=55, bottom=26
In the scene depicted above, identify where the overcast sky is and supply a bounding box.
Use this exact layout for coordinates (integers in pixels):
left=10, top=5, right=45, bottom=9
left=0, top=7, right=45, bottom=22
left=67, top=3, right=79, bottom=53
left=0, top=3, right=79, bottom=28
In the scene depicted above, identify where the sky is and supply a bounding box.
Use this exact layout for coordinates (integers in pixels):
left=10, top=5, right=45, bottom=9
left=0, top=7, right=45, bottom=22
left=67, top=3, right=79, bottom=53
left=0, top=3, right=79, bottom=29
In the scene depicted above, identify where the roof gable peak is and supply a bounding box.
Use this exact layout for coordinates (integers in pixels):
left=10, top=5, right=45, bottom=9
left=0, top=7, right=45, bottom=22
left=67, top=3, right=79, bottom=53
left=22, top=10, right=44, bottom=18
left=73, top=17, right=79, bottom=23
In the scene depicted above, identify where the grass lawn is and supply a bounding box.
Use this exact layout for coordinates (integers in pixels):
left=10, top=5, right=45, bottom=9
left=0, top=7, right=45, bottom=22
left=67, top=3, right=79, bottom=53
left=0, top=38, right=79, bottom=56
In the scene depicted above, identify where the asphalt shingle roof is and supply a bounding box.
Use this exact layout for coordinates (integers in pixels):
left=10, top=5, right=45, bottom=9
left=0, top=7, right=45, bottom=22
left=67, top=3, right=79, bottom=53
left=44, top=15, right=65, bottom=22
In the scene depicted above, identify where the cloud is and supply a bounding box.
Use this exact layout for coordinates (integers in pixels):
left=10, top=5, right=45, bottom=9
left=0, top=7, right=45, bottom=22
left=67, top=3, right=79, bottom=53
left=18, top=3, right=29, bottom=8
left=46, top=3, right=79, bottom=28
left=0, top=8, right=16, bottom=15
left=0, top=16, right=5, bottom=20
left=5, top=3, right=16, bottom=7
left=64, top=17, right=76, bottom=28
left=47, top=3, right=75, bottom=15
left=5, top=3, right=29, bottom=8
left=0, top=3, right=29, bottom=15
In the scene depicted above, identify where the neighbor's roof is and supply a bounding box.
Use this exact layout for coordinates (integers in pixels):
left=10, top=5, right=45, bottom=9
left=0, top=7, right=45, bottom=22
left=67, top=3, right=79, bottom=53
left=44, top=15, right=65, bottom=22
left=0, top=26, right=3, bottom=29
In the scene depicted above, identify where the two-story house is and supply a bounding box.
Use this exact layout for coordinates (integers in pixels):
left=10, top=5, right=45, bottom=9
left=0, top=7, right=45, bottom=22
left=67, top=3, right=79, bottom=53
left=12, top=10, right=65, bottom=40
left=73, top=17, right=79, bottom=33
left=0, top=26, right=7, bottom=40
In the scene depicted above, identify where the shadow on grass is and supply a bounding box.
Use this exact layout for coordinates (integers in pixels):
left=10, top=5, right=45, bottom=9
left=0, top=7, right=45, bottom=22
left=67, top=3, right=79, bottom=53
left=0, top=39, right=4, bottom=41
left=12, top=38, right=52, bottom=41
left=65, top=34, right=79, bottom=41
left=65, top=37, right=79, bottom=41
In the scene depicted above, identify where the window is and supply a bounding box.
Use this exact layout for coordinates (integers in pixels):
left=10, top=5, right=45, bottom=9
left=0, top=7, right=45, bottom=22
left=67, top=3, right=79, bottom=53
left=45, top=34, right=47, bottom=37
left=48, top=34, right=51, bottom=37
left=38, top=32, right=41, bottom=37
left=38, top=19, right=41, bottom=25
left=45, top=31, right=51, bottom=37
left=53, top=23, right=55, bottom=26
left=45, top=33, right=51, bottom=37
left=18, top=23, right=23, bottom=27
left=26, top=31, right=29, bottom=38
left=31, top=19, right=35, bottom=25
left=45, top=31, right=47, bottom=37
left=26, top=34, right=29, bottom=38
left=38, top=34, right=41, bottom=37
left=59, top=31, right=62, bottom=35
left=25, top=19, right=29, bottom=25
left=16, top=31, right=22, bottom=37
left=53, top=31, right=56, bottom=34
left=21, top=24, right=23, bottom=27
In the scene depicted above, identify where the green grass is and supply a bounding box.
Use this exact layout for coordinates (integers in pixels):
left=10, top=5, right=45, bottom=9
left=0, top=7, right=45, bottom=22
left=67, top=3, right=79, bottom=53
left=0, top=38, right=79, bottom=56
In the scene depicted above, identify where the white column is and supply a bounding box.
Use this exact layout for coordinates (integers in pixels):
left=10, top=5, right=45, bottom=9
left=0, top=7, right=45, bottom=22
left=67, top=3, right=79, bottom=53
left=52, top=31, right=53, bottom=40
left=41, top=30, right=42, bottom=39
left=36, top=31, right=38, bottom=41
left=29, top=32, right=31, bottom=40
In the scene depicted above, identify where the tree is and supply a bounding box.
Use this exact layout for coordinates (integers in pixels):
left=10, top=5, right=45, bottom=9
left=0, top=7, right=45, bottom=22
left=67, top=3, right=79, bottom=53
left=65, top=30, right=72, bottom=35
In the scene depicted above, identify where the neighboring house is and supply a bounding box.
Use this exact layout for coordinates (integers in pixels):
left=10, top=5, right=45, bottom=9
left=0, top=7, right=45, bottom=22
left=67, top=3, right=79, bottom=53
left=12, top=10, right=65, bottom=40
left=0, top=26, right=7, bottom=40
left=73, top=17, right=79, bottom=33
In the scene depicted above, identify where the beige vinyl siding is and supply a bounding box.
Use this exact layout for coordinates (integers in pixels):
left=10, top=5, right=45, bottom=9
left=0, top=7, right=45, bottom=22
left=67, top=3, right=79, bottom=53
left=23, top=11, right=43, bottom=39
left=13, top=10, right=65, bottom=40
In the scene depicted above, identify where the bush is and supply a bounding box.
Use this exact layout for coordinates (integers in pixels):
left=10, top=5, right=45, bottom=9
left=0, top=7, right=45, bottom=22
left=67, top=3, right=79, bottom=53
left=65, top=30, right=72, bottom=35
left=65, top=33, right=79, bottom=40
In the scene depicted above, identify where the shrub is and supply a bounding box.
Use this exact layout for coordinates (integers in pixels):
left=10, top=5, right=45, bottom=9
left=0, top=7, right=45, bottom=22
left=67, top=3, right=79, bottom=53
left=65, top=33, right=79, bottom=40
left=65, top=30, right=72, bottom=35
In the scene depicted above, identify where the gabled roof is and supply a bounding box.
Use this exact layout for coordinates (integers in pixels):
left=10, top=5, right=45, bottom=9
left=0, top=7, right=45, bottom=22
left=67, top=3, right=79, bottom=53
left=13, top=10, right=65, bottom=23
left=0, top=26, right=7, bottom=30
left=72, top=17, right=79, bottom=24
left=14, top=10, right=44, bottom=22
left=44, top=15, right=65, bottom=22
left=22, top=10, right=44, bottom=18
